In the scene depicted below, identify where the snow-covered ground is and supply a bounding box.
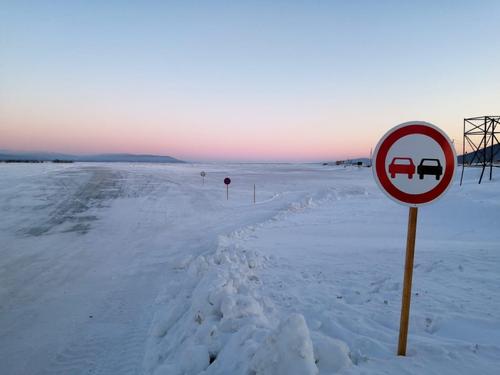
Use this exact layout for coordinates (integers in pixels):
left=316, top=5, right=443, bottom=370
left=0, top=163, right=498, bottom=375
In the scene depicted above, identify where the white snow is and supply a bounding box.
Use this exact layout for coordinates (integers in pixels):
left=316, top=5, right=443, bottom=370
left=250, top=313, right=318, bottom=375
left=0, top=162, right=499, bottom=375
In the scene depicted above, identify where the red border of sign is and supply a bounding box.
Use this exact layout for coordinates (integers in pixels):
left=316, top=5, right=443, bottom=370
left=373, top=122, right=456, bottom=206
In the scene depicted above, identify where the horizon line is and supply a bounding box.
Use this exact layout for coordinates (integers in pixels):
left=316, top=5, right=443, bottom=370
left=0, top=148, right=370, bottom=163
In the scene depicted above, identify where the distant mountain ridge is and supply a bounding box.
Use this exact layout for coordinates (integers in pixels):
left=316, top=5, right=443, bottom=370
left=0, top=151, right=184, bottom=163
left=458, top=143, right=500, bottom=164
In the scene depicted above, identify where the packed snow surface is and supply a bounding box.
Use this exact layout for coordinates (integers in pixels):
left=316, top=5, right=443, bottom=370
left=0, top=163, right=499, bottom=375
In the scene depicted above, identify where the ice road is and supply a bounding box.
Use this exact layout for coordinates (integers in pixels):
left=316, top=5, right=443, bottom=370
left=0, top=163, right=499, bottom=375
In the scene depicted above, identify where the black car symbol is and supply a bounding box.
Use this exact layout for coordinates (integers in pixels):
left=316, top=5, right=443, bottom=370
left=417, top=159, right=443, bottom=180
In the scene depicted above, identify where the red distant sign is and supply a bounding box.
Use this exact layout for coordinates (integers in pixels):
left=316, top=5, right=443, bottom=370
left=373, top=121, right=456, bottom=206
left=224, top=177, right=231, bottom=185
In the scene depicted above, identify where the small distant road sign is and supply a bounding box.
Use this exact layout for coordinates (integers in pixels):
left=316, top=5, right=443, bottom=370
left=224, top=177, right=231, bottom=200
left=373, top=121, right=456, bottom=357
left=200, top=171, right=206, bottom=177
left=373, top=121, right=456, bottom=207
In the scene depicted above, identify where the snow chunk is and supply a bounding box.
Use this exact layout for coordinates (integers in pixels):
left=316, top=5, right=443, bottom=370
left=250, top=313, right=318, bottom=375
left=154, top=345, right=209, bottom=375
left=311, top=332, right=352, bottom=373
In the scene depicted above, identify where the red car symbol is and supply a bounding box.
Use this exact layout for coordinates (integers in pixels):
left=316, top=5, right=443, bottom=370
left=388, top=157, right=415, bottom=179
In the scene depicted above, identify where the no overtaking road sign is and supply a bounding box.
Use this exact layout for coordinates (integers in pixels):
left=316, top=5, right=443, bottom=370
left=372, top=121, right=456, bottom=357
left=373, top=121, right=456, bottom=206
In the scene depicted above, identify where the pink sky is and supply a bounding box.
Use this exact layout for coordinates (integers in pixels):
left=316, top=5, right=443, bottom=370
left=0, top=117, right=367, bottom=162
left=0, top=93, right=478, bottom=162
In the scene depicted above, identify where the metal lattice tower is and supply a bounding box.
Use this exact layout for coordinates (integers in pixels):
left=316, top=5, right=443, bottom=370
left=460, top=116, right=500, bottom=185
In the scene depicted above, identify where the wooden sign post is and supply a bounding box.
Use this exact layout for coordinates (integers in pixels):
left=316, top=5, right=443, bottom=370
left=372, top=121, right=456, bottom=356
left=398, top=206, right=418, bottom=355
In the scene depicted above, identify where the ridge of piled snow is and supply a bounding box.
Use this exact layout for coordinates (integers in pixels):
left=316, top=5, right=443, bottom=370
left=143, top=185, right=367, bottom=375
left=144, top=235, right=338, bottom=374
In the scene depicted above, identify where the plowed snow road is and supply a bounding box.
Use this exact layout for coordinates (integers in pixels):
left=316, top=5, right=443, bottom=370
left=0, top=163, right=323, bottom=375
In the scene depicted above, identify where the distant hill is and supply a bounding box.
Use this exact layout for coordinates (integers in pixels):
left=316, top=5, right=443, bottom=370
left=0, top=151, right=185, bottom=163
left=76, top=154, right=184, bottom=163
left=0, top=151, right=74, bottom=161
left=458, top=143, right=500, bottom=164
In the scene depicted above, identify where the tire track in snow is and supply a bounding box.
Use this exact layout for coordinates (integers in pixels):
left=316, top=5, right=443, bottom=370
left=22, top=167, right=124, bottom=237
left=38, top=274, right=159, bottom=375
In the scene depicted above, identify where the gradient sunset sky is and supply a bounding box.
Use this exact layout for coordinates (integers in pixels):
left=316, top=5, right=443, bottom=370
left=1, top=1, right=499, bottom=162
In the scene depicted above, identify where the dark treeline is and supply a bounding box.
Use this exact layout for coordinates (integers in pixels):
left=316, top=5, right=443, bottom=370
left=0, top=159, right=74, bottom=163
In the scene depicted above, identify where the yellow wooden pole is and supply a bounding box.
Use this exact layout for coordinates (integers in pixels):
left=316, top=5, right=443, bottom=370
left=398, top=206, right=418, bottom=356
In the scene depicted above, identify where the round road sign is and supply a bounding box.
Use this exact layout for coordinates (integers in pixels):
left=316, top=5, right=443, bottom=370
left=373, top=121, right=456, bottom=206
left=200, top=171, right=206, bottom=177
left=224, top=177, right=231, bottom=185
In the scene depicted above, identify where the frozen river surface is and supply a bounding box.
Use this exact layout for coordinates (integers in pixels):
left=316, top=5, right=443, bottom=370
left=0, top=163, right=499, bottom=374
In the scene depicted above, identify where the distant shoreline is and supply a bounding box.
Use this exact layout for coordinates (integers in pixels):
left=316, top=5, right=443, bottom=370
left=0, top=152, right=185, bottom=164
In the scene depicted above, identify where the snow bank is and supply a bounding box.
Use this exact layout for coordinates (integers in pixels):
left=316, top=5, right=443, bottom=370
left=144, top=186, right=360, bottom=375
left=144, top=238, right=351, bottom=374
left=144, top=242, right=274, bottom=374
